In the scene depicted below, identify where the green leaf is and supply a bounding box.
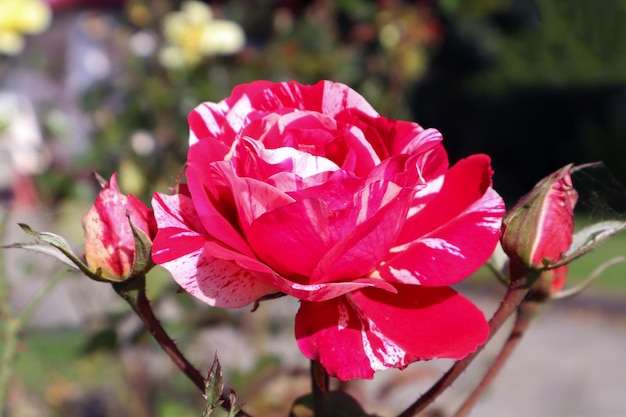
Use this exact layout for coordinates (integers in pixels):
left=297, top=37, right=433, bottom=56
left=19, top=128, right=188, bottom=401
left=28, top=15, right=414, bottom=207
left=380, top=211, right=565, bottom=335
left=12, top=223, right=108, bottom=282
left=568, top=220, right=626, bottom=256
left=289, top=391, right=376, bottom=417
left=202, top=353, right=224, bottom=417
left=226, top=389, right=241, bottom=417
left=546, top=219, right=626, bottom=270
left=4, top=242, right=78, bottom=269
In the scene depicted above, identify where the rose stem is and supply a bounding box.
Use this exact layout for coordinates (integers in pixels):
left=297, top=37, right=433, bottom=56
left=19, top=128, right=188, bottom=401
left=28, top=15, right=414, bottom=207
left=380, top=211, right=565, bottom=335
left=451, top=297, right=543, bottom=417
left=112, top=276, right=251, bottom=417
left=396, top=271, right=537, bottom=417
left=310, top=360, right=329, bottom=417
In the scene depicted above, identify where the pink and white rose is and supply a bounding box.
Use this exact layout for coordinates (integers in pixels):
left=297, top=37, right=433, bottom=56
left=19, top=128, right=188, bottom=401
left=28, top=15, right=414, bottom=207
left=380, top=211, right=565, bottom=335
left=152, top=80, right=505, bottom=380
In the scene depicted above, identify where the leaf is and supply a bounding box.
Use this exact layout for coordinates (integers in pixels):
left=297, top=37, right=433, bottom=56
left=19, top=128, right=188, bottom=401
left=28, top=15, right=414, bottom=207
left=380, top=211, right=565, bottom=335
left=289, top=391, right=375, bottom=417
left=546, top=220, right=626, bottom=269
left=203, top=353, right=224, bottom=417
left=11, top=223, right=108, bottom=282
left=226, top=389, right=241, bottom=417
left=3, top=242, right=78, bottom=269
left=567, top=220, right=626, bottom=256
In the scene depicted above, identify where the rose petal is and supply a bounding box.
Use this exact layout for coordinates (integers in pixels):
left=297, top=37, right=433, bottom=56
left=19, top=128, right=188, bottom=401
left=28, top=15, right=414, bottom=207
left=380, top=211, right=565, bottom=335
left=210, top=161, right=296, bottom=233
left=380, top=155, right=505, bottom=286
left=247, top=198, right=333, bottom=277
left=248, top=179, right=412, bottom=281
left=187, top=141, right=256, bottom=256
left=152, top=192, right=277, bottom=308
left=295, top=285, right=488, bottom=381
left=249, top=111, right=339, bottom=150
left=189, top=80, right=278, bottom=146
left=246, top=81, right=379, bottom=118
left=340, top=125, right=382, bottom=176
left=201, top=239, right=397, bottom=301
left=312, top=183, right=415, bottom=283
left=236, top=138, right=340, bottom=180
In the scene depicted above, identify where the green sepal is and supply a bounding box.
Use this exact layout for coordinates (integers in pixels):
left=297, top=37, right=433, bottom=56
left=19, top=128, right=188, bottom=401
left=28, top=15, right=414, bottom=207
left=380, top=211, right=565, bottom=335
left=128, top=214, right=155, bottom=277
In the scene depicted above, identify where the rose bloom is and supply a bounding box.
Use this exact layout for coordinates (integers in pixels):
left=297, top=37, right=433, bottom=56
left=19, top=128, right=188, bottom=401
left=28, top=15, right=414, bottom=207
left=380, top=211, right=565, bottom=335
left=152, top=81, right=505, bottom=380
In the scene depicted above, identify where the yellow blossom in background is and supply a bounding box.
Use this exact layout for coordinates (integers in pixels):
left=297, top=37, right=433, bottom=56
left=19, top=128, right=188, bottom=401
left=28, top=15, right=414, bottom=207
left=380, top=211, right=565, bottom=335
left=0, top=0, right=51, bottom=55
left=159, top=0, right=245, bottom=69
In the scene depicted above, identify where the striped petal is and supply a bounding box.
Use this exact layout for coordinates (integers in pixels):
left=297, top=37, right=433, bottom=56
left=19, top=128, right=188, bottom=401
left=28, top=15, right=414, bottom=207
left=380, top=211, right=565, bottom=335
left=152, top=192, right=276, bottom=308
left=379, top=155, right=505, bottom=286
left=295, top=284, right=488, bottom=381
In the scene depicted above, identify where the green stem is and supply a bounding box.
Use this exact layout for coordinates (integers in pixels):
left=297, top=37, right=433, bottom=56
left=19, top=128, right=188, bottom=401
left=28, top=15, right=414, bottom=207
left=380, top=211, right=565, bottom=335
left=396, top=273, right=536, bottom=417
left=15, top=270, right=65, bottom=328
left=112, top=277, right=251, bottom=417
left=0, top=320, right=17, bottom=417
left=452, top=298, right=543, bottom=417
left=0, top=214, right=10, bottom=417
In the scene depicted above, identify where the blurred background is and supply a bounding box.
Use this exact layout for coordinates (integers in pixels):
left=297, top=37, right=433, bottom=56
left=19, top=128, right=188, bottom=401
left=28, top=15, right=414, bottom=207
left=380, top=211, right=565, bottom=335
left=1, top=1, right=626, bottom=416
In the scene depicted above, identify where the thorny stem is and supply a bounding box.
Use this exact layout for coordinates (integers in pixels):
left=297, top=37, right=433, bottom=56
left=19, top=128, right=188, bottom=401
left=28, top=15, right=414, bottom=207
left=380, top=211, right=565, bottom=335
left=396, top=271, right=538, bottom=417
left=452, top=298, right=543, bottom=417
left=112, top=276, right=251, bottom=417
left=311, top=360, right=329, bottom=417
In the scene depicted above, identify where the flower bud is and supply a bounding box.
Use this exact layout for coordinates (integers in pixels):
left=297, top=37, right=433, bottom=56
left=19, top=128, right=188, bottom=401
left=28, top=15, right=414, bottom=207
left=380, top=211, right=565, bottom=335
left=81, top=173, right=157, bottom=282
left=500, top=164, right=578, bottom=271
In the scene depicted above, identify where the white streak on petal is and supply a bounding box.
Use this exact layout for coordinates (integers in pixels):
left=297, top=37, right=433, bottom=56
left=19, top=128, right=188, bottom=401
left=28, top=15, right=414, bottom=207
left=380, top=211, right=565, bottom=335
left=291, top=283, right=325, bottom=291
left=343, top=296, right=409, bottom=373
left=226, top=95, right=253, bottom=134
left=388, top=242, right=410, bottom=253
left=337, top=299, right=349, bottom=330
left=420, top=238, right=465, bottom=258
left=387, top=266, right=421, bottom=284
left=357, top=184, right=370, bottom=223
left=407, top=175, right=444, bottom=218
left=476, top=216, right=503, bottom=230
left=369, top=320, right=409, bottom=369
left=359, top=312, right=408, bottom=371
left=190, top=101, right=231, bottom=145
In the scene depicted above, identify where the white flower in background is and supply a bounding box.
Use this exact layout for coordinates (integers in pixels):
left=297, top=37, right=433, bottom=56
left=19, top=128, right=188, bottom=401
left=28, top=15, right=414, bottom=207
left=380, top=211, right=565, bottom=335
left=0, top=92, right=50, bottom=191
left=159, top=0, right=245, bottom=69
left=0, top=0, right=51, bottom=55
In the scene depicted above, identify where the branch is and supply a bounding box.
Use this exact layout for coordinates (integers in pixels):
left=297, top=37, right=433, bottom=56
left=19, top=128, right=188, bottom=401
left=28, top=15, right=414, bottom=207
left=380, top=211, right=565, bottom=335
left=396, top=272, right=536, bottom=417
left=112, top=277, right=251, bottom=417
left=452, top=298, right=543, bottom=417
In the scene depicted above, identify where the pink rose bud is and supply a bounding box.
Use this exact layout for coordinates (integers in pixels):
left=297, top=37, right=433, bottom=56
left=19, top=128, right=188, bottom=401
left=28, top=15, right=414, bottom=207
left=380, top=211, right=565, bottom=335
left=501, top=164, right=578, bottom=272
left=82, top=173, right=157, bottom=282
